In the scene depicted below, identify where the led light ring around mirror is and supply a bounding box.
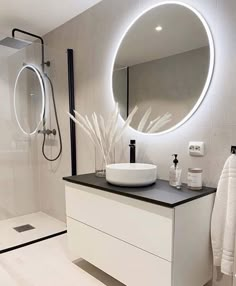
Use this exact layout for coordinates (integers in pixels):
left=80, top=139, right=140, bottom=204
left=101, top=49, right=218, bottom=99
left=14, top=64, right=45, bottom=136
left=111, top=1, right=215, bottom=136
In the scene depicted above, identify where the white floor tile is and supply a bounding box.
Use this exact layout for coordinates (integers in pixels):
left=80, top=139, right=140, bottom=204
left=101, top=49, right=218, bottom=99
left=0, top=212, right=66, bottom=251
left=0, top=234, right=124, bottom=286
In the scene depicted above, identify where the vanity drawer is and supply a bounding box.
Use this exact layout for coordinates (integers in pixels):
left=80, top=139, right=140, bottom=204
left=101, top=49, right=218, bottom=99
left=66, top=184, right=174, bottom=261
left=67, top=217, right=172, bottom=286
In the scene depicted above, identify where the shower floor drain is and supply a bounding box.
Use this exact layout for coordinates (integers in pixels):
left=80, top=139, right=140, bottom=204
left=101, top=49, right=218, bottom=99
left=13, top=224, right=35, bottom=233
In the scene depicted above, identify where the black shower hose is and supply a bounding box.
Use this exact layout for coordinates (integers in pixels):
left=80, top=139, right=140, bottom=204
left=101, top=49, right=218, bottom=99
left=42, top=74, right=62, bottom=161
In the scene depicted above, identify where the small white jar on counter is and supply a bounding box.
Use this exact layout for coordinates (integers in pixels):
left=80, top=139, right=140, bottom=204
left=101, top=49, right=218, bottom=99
left=187, top=168, right=203, bottom=190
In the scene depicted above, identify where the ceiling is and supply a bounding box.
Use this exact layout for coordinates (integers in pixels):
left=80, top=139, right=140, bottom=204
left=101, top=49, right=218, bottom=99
left=0, top=0, right=102, bottom=58
left=115, top=4, right=209, bottom=67
left=0, top=0, right=102, bottom=37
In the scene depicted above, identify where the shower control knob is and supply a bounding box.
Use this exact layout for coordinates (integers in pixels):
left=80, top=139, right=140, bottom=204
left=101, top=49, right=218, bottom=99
left=38, top=129, right=57, bottom=136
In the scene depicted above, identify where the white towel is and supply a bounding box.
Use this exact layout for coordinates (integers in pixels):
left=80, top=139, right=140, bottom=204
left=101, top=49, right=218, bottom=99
left=211, top=154, right=236, bottom=276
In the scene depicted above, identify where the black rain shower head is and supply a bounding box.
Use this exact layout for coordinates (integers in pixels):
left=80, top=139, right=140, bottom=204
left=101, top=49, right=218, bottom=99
left=0, top=37, right=31, bottom=50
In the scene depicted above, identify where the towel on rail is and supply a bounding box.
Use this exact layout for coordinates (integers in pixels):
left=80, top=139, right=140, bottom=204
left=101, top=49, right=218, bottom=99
left=211, top=154, right=236, bottom=276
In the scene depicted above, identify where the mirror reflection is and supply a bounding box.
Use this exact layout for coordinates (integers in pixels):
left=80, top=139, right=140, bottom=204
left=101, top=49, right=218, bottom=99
left=112, top=3, right=213, bottom=134
left=14, top=65, right=44, bottom=135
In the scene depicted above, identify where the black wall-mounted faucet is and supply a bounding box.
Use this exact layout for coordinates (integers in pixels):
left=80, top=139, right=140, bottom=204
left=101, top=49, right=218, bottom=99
left=129, top=140, right=136, bottom=163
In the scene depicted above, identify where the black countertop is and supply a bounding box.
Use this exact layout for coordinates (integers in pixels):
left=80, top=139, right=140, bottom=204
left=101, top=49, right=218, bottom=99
left=63, top=173, right=216, bottom=208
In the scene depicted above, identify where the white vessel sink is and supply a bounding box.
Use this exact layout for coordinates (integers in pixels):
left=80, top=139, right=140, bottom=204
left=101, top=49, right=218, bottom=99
left=106, top=163, right=157, bottom=187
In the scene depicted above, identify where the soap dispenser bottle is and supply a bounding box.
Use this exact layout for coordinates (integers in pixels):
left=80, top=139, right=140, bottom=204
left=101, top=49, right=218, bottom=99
left=169, top=154, right=182, bottom=189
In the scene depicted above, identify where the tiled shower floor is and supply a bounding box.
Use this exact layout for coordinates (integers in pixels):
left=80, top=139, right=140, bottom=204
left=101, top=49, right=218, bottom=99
left=0, top=212, right=66, bottom=252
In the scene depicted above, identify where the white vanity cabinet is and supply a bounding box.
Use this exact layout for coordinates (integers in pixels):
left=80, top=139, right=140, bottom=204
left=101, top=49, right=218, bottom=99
left=65, top=180, right=215, bottom=286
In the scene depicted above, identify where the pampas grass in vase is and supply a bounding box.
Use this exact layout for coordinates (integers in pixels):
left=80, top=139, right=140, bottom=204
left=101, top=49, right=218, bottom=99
left=68, top=103, right=138, bottom=177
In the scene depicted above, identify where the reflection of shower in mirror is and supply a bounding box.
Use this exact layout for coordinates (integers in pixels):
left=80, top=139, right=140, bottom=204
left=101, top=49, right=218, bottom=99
left=14, top=64, right=45, bottom=135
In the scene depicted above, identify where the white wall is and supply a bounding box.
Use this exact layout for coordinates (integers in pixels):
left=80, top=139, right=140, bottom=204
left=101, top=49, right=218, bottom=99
left=37, top=44, right=71, bottom=222
left=42, top=0, right=236, bottom=285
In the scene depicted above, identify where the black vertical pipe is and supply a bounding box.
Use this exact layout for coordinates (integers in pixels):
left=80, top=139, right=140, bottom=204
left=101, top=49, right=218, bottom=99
left=12, top=28, right=45, bottom=73
left=127, top=67, right=130, bottom=118
left=67, top=49, right=77, bottom=175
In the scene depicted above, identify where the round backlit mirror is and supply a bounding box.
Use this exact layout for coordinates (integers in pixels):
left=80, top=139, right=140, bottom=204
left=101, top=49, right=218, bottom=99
left=112, top=2, right=214, bottom=134
left=14, top=64, right=45, bottom=135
